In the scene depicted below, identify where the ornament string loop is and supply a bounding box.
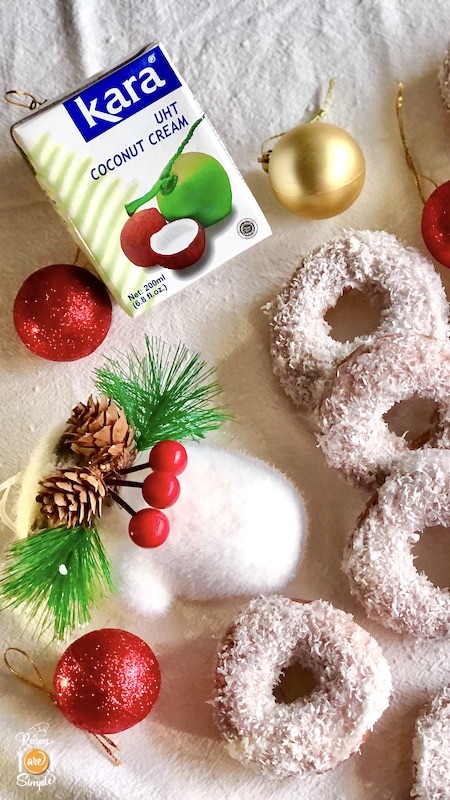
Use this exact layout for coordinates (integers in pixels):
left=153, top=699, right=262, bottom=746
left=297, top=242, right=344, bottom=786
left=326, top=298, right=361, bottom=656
left=4, top=647, right=122, bottom=766
left=73, top=245, right=92, bottom=271
left=396, top=82, right=438, bottom=203
left=308, top=78, right=336, bottom=124
left=258, top=78, right=336, bottom=170
left=93, top=734, right=121, bottom=766
left=4, top=647, right=54, bottom=700
left=4, top=90, right=46, bottom=110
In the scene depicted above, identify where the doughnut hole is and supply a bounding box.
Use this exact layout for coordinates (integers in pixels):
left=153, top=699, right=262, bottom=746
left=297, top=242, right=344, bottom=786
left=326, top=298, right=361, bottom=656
left=324, top=289, right=382, bottom=343
left=383, top=396, right=439, bottom=447
left=273, top=662, right=319, bottom=704
left=413, top=525, right=450, bottom=589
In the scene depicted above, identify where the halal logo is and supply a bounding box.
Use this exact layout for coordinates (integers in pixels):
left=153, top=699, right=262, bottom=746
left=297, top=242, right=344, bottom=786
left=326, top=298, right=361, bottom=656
left=237, top=218, right=258, bottom=239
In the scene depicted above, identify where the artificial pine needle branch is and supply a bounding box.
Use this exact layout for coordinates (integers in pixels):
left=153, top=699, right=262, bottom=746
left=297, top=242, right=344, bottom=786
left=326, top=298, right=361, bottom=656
left=0, top=525, right=115, bottom=640
left=94, top=337, right=229, bottom=450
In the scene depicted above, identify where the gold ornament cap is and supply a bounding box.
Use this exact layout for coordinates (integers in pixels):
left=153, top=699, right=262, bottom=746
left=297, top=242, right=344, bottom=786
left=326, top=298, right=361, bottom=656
left=267, top=122, right=365, bottom=219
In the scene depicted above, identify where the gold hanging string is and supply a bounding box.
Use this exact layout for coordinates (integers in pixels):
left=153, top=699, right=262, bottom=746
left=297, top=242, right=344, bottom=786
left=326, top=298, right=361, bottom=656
left=4, top=647, right=122, bottom=766
left=4, top=647, right=54, bottom=700
left=308, top=78, right=336, bottom=124
left=258, top=78, right=336, bottom=170
left=395, top=82, right=438, bottom=204
left=73, top=244, right=93, bottom=271
left=4, top=90, right=46, bottom=111
left=93, top=734, right=121, bottom=766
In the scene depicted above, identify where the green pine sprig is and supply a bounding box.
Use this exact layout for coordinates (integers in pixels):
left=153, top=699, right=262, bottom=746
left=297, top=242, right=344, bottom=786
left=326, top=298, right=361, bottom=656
left=0, top=524, right=116, bottom=640
left=93, top=337, right=229, bottom=451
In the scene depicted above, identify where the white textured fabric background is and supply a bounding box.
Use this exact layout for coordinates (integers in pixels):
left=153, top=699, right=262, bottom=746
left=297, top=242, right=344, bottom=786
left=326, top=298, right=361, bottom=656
left=2, top=1, right=450, bottom=798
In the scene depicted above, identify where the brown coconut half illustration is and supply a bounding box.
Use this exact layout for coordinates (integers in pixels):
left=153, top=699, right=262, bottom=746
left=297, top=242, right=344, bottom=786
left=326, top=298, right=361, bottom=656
left=150, top=218, right=206, bottom=270
left=120, top=208, right=167, bottom=267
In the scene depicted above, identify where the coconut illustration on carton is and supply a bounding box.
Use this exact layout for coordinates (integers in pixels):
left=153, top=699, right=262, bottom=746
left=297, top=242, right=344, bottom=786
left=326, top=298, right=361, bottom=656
left=0, top=339, right=306, bottom=640
left=120, top=117, right=232, bottom=270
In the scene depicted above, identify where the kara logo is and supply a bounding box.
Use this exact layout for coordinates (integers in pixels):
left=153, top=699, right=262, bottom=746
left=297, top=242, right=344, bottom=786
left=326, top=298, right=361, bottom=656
left=64, top=46, right=182, bottom=142
left=73, top=66, right=166, bottom=127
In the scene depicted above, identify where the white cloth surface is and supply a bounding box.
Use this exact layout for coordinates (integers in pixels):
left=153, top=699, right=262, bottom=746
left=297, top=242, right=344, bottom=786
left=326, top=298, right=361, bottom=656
left=1, top=0, right=450, bottom=798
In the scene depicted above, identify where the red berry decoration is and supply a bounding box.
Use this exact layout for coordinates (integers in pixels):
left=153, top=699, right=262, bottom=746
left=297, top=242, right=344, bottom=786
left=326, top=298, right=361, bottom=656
left=148, top=440, right=188, bottom=475
left=13, top=264, right=112, bottom=361
left=53, top=628, right=161, bottom=734
left=142, top=471, right=180, bottom=508
left=421, top=181, right=450, bottom=268
left=129, top=507, right=170, bottom=547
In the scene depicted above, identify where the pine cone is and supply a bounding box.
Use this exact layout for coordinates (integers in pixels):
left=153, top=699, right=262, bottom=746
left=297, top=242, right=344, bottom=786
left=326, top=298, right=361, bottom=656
left=36, top=467, right=106, bottom=529
left=64, top=395, right=137, bottom=472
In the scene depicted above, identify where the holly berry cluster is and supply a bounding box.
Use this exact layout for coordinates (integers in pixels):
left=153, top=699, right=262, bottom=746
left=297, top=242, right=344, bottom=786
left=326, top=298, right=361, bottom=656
left=111, top=440, right=188, bottom=548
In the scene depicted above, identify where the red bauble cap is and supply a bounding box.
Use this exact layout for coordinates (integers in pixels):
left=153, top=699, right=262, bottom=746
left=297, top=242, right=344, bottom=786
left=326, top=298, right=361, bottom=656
left=148, top=440, right=188, bottom=475
left=53, top=628, right=161, bottom=734
left=13, top=264, right=112, bottom=361
left=421, top=181, right=450, bottom=268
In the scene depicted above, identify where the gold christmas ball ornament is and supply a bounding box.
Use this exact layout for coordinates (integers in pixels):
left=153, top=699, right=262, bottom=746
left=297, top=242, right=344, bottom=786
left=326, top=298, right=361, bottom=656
left=263, top=122, right=366, bottom=219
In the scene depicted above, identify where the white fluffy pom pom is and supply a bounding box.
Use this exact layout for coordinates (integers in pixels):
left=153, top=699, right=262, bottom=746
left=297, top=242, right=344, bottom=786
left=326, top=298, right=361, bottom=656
left=104, top=441, right=307, bottom=615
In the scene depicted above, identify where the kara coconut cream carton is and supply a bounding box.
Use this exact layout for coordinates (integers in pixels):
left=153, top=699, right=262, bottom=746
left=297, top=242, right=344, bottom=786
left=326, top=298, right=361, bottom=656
left=12, top=43, right=271, bottom=317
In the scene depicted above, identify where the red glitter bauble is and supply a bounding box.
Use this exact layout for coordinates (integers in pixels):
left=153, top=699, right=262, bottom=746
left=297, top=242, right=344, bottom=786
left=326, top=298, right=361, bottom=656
left=13, top=264, right=112, bottom=361
left=142, top=471, right=180, bottom=508
left=128, top=507, right=170, bottom=547
left=421, top=181, right=450, bottom=268
left=148, top=440, right=188, bottom=475
left=53, top=629, right=161, bottom=734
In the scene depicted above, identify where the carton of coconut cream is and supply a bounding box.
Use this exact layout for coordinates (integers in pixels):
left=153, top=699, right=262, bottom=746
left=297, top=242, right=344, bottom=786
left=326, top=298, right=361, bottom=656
left=11, top=42, right=271, bottom=317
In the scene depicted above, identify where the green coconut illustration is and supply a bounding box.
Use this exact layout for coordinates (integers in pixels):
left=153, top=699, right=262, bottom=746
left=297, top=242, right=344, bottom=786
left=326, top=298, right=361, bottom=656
left=125, top=117, right=232, bottom=228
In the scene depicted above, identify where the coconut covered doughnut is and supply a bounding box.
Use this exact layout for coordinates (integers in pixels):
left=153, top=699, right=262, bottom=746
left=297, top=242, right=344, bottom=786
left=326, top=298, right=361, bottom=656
left=344, top=450, right=450, bottom=638
left=412, top=686, right=450, bottom=799
left=212, top=596, right=391, bottom=778
left=319, top=334, right=450, bottom=487
left=268, top=230, right=449, bottom=410
left=439, top=50, right=450, bottom=112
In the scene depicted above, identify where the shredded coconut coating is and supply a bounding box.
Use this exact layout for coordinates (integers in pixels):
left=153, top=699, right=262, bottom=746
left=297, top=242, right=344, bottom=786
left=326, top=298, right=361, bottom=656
left=439, top=50, right=450, bottom=112
left=344, top=450, right=450, bottom=638
left=318, top=335, right=450, bottom=487
left=212, top=596, right=391, bottom=778
left=267, top=230, right=449, bottom=410
left=412, top=686, right=450, bottom=799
